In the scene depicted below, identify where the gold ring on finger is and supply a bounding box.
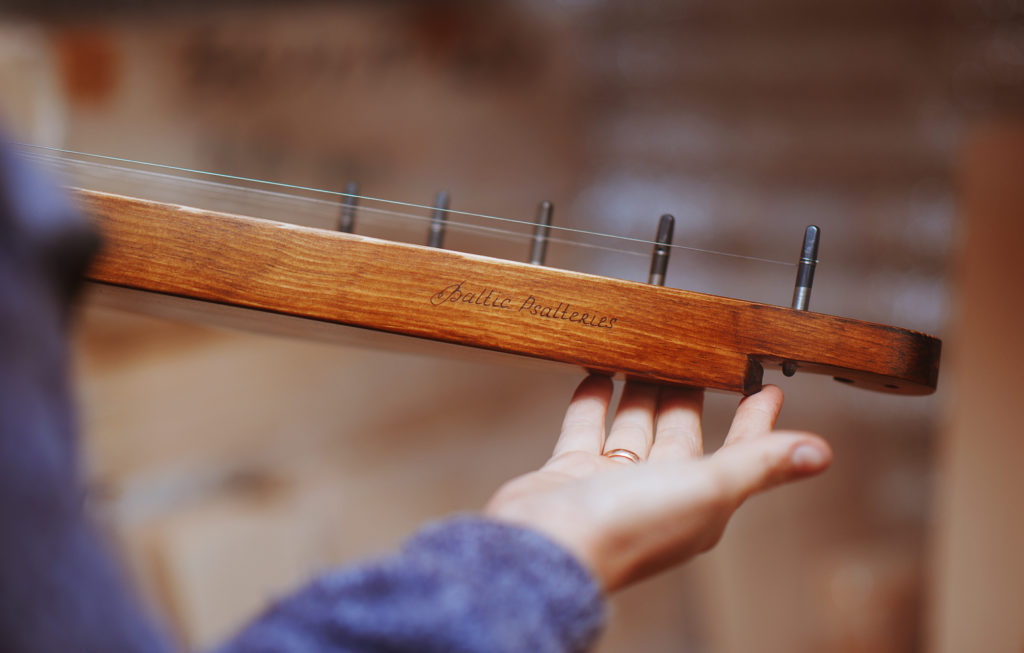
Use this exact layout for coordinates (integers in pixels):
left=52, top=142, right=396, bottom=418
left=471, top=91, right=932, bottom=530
left=603, top=448, right=641, bottom=464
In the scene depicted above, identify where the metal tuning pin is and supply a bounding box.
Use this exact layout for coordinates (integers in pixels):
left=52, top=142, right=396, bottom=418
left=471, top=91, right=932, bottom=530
left=647, top=214, right=675, bottom=286
left=782, top=225, right=821, bottom=377
left=337, top=181, right=359, bottom=233
left=427, top=190, right=450, bottom=248
left=529, top=201, right=553, bottom=265
left=792, top=224, right=820, bottom=311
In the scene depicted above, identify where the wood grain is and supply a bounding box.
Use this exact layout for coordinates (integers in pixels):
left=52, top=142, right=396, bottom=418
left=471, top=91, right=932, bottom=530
left=76, top=189, right=941, bottom=395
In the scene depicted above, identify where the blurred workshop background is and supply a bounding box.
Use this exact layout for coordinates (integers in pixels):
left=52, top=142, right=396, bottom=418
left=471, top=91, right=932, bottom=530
left=1, top=1, right=1022, bottom=651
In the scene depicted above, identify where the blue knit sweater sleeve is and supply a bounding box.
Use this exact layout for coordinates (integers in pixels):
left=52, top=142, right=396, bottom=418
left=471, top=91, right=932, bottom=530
left=0, top=141, right=605, bottom=653
left=219, top=517, right=606, bottom=653
left=0, top=141, right=176, bottom=653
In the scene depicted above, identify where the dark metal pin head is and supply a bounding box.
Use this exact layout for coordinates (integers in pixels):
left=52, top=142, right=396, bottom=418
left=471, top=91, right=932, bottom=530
left=800, top=224, right=820, bottom=263
left=647, top=214, right=675, bottom=286
left=427, top=190, right=450, bottom=248
left=529, top=201, right=553, bottom=266
left=337, top=181, right=359, bottom=233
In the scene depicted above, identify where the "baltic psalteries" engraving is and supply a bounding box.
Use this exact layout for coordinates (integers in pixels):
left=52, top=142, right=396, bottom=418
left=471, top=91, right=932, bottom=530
left=429, top=280, right=617, bottom=330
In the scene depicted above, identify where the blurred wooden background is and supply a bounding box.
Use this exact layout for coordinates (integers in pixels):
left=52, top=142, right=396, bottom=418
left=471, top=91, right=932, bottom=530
left=1, top=1, right=1021, bottom=651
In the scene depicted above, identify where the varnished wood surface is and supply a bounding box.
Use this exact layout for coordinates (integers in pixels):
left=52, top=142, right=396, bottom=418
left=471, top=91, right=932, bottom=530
left=76, top=189, right=941, bottom=395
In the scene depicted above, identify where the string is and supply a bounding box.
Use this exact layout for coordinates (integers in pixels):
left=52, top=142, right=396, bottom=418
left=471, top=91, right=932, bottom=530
left=21, top=151, right=591, bottom=251
left=15, top=143, right=796, bottom=267
left=350, top=204, right=649, bottom=258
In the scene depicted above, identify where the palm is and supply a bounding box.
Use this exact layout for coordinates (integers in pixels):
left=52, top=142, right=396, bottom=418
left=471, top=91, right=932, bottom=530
left=485, top=375, right=832, bottom=591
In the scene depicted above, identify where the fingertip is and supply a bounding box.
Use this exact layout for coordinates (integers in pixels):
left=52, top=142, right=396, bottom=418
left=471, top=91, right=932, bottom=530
left=788, top=438, right=832, bottom=475
left=725, top=385, right=785, bottom=446
left=580, top=373, right=613, bottom=390
left=573, top=374, right=614, bottom=400
left=710, top=432, right=829, bottom=500
left=735, top=386, right=783, bottom=417
left=745, top=384, right=783, bottom=407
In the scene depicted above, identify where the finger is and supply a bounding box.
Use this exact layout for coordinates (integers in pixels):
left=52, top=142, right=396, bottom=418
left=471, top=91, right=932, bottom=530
left=602, top=380, right=659, bottom=461
left=648, top=386, right=704, bottom=462
left=721, top=384, right=784, bottom=447
left=710, top=432, right=833, bottom=504
left=551, top=375, right=614, bottom=457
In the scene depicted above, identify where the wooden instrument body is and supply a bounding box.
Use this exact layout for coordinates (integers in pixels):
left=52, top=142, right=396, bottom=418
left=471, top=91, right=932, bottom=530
left=78, top=189, right=941, bottom=396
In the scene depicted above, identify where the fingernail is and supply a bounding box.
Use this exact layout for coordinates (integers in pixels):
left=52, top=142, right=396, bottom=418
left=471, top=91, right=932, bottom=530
left=790, top=444, right=828, bottom=470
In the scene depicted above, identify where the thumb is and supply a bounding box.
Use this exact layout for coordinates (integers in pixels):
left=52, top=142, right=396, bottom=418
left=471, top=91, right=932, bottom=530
left=709, top=432, right=832, bottom=504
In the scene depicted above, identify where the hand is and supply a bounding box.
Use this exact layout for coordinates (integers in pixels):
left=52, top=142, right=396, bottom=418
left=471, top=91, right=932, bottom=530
left=484, top=375, right=832, bottom=592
